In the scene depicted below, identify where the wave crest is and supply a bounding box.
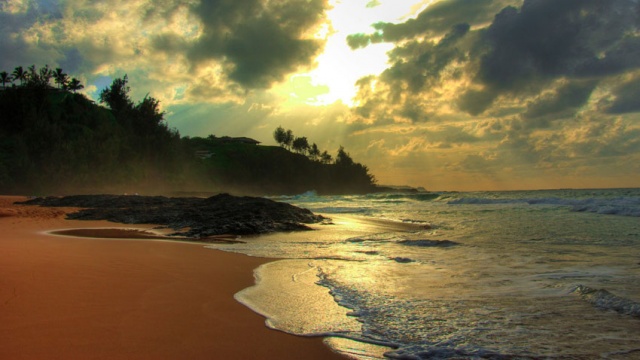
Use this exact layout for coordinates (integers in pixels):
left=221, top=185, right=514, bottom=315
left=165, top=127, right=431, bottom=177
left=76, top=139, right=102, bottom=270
left=572, top=285, right=640, bottom=317
left=448, top=196, right=640, bottom=217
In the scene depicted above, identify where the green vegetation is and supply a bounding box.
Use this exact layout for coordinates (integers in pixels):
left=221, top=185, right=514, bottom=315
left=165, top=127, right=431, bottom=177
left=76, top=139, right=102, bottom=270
left=0, top=65, right=378, bottom=195
left=0, top=65, right=189, bottom=195
left=185, top=133, right=377, bottom=195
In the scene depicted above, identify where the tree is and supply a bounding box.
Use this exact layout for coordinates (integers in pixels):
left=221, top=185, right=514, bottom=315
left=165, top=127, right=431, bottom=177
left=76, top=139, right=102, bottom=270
left=67, top=78, right=84, bottom=92
left=54, top=68, right=69, bottom=89
left=99, top=75, right=133, bottom=113
left=0, top=71, right=11, bottom=87
left=284, top=129, right=294, bottom=150
left=23, top=65, right=52, bottom=88
left=335, top=146, right=354, bottom=166
left=273, top=126, right=287, bottom=147
left=39, top=65, right=53, bottom=86
left=292, top=136, right=310, bottom=154
left=273, top=127, right=295, bottom=150
left=12, top=66, right=25, bottom=85
left=309, top=143, right=320, bottom=161
left=135, top=95, right=164, bottom=128
left=320, top=150, right=332, bottom=164
left=26, top=65, right=37, bottom=85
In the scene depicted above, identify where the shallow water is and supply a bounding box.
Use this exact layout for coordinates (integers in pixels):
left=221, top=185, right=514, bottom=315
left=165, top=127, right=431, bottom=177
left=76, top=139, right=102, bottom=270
left=208, top=189, right=640, bottom=359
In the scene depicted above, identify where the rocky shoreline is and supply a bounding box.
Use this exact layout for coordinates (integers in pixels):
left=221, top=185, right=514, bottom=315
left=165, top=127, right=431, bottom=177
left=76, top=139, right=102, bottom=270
left=18, top=194, right=326, bottom=239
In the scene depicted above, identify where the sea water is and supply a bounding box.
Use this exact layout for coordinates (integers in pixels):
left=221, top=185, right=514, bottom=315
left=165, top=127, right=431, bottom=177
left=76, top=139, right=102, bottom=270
left=207, top=188, right=640, bottom=359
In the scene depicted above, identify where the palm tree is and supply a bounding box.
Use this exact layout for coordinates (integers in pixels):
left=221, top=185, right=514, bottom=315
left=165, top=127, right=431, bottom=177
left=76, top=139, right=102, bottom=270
left=0, top=71, right=12, bottom=88
left=53, top=68, right=69, bottom=89
left=27, top=65, right=37, bottom=82
left=24, top=65, right=43, bottom=87
left=12, top=66, right=25, bottom=85
left=67, top=78, right=84, bottom=92
left=39, top=65, right=53, bottom=87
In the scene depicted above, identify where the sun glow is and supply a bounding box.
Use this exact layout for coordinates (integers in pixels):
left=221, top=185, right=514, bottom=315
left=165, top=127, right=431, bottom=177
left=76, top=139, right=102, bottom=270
left=278, top=0, right=431, bottom=107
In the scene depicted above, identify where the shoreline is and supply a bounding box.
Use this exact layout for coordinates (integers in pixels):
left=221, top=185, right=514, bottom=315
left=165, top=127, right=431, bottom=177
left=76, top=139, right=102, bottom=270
left=0, top=196, right=345, bottom=359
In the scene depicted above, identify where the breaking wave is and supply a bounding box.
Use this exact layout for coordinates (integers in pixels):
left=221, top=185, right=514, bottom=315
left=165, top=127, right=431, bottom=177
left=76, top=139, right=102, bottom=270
left=572, top=285, right=640, bottom=317
left=448, top=195, right=640, bottom=217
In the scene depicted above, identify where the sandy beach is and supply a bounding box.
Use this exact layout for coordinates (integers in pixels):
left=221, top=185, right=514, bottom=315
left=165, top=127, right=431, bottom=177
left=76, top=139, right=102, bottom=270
left=0, top=196, right=344, bottom=359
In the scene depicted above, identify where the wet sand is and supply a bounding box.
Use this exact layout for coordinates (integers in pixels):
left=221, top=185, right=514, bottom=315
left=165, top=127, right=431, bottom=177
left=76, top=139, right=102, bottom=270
left=0, top=196, right=344, bottom=359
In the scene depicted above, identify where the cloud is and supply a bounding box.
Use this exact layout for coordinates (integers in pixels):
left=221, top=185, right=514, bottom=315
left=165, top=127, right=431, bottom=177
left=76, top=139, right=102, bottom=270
left=346, top=0, right=520, bottom=49
left=0, top=0, right=329, bottom=102
left=343, top=0, right=640, bottom=189
left=351, top=23, right=474, bottom=124
left=604, top=76, right=640, bottom=114
left=470, top=0, right=640, bottom=110
left=221, top=16, right=321, bottom=88
left=382, top=23, right=470, bottom=93
left=456, top=88, right=499, bottom=116
left=183, top=0, right=328, bottom=88
left=366, top=0, right=381, bottom=8
left=0, top=0, right=65, bottom=69
left=349, top=0, right=640, bottom=122
left=522, top=79, right=598, bottom=127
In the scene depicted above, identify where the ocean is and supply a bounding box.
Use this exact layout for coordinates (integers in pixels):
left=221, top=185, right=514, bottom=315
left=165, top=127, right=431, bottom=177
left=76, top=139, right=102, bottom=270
left=206, top=188, right=640, bottom=359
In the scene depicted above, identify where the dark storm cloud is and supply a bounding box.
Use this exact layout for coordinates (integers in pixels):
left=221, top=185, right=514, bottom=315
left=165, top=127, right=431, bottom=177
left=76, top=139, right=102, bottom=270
left=465, top=0, right=640, bottom=113
left=382, top=23, right=470, bottom=94
left=223, top=16, right=320, bottom=87
left=575, top=37, right=640, bottom=78
left=456, top=89, right=499, bottom=116
left=523, top=80, right=598, bottom=126
left=479, top=0, right=637, bottom=86
left=179, top=0, right=328, bottom=88
left=58, top=48, right=85, bottom=73
left=605, top=77, right=640, bottom=114
left=347, top=0, right=518, bottom=49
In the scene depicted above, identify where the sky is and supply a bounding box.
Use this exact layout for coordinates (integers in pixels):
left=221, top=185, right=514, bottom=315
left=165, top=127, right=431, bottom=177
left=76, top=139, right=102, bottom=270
left=1, top=0, right=640, bottom=191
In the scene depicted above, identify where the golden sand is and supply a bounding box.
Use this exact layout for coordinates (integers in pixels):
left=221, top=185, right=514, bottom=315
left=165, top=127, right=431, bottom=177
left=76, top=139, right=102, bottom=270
left=0, top=196, right=344, bottom=359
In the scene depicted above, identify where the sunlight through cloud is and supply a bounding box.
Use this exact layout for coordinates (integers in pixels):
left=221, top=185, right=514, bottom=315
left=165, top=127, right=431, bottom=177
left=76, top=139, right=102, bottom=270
left=288, top=0, right=431, bottom=106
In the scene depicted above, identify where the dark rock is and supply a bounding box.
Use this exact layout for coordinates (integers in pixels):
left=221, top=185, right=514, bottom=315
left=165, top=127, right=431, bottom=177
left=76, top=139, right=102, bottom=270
left=18, top=194, right=326, bottom=238
left=397, top=239, right=459, bottom=247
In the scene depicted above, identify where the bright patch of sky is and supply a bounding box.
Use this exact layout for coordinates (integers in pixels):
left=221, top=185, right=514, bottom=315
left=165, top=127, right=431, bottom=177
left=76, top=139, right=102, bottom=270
left=277, top=0, right=433, bottom=106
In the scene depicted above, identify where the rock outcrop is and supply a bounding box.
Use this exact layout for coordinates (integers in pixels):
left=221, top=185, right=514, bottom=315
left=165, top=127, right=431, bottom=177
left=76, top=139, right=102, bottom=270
left=19, top=194, right=325, bottom=238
